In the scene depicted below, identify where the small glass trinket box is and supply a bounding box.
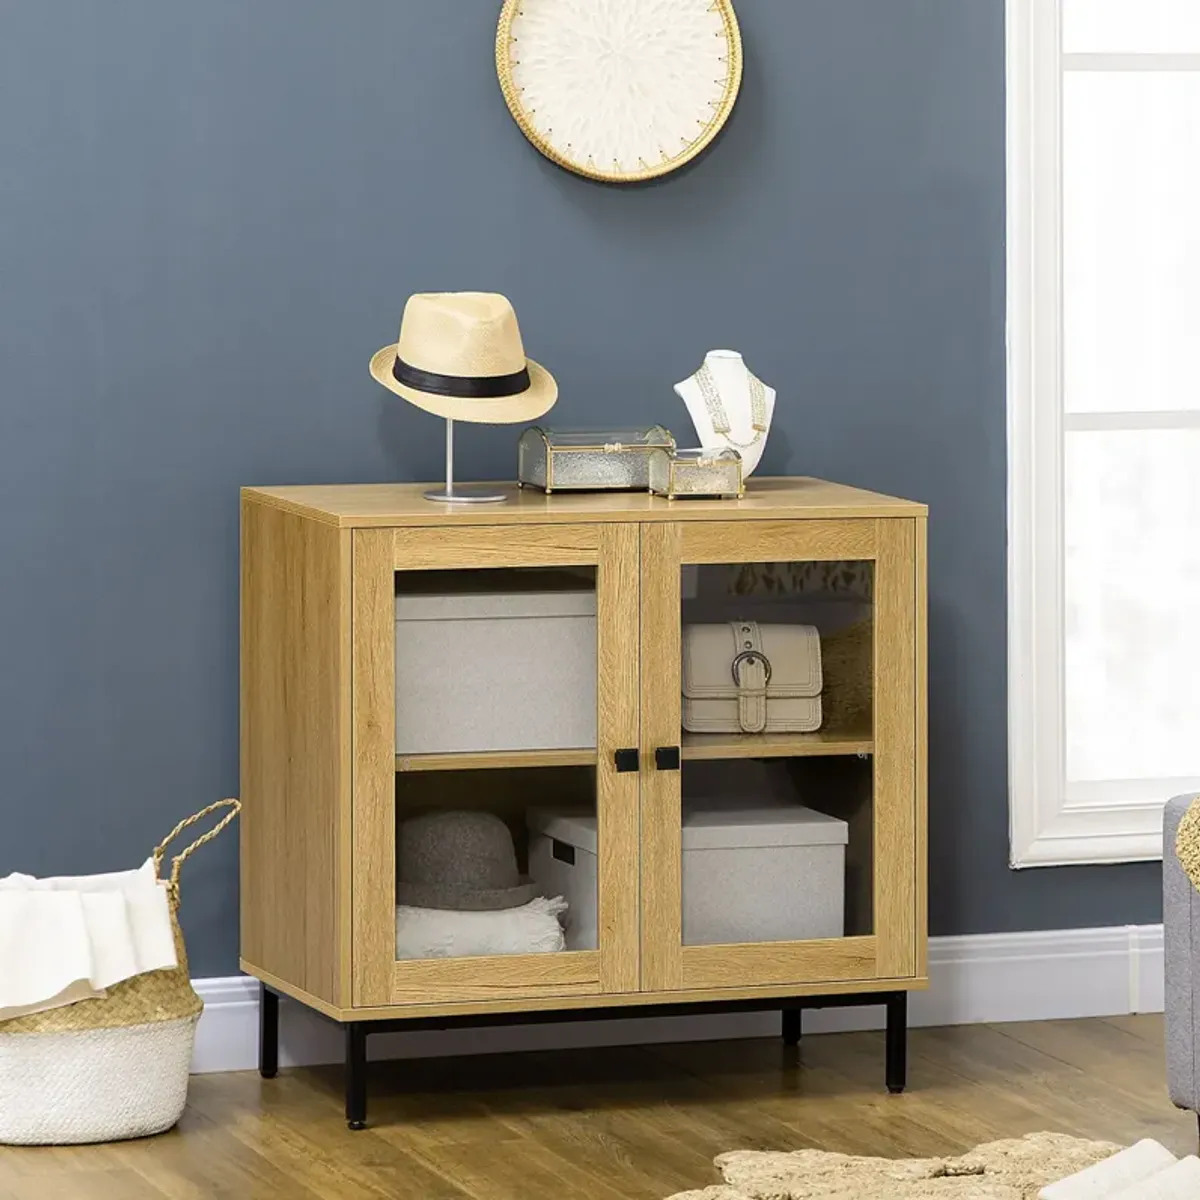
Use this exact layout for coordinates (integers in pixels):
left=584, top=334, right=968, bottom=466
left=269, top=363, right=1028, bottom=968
left=517, top=426, right=676, bottom=492
left=648, top=447, right=744, bottom=499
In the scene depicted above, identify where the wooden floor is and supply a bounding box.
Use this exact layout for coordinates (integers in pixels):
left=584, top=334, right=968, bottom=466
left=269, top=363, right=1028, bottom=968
left=0, top=1016, right=1193, bottom=1199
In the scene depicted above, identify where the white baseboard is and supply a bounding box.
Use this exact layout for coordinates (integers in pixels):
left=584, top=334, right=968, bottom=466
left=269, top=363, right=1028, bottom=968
left=190, top=923, right=1164, bottom=1074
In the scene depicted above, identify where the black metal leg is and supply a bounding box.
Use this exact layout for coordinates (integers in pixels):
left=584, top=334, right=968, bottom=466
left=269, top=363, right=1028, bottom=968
left=885, top=991, right=907, bottom=1094
left=259, top=984, right=279, bottom=1079
left=346, top=1023, right=368, bottom=1130
left=782, top=1006, right=802, bottom=1047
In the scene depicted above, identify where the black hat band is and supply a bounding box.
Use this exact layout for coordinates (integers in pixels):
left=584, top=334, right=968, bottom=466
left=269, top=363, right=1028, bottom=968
left=393, top=356, right=532, bottom=399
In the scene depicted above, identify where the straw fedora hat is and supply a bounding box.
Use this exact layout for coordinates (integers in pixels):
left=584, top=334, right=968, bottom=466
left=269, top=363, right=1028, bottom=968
left=370, top=292, right=557, bottom=424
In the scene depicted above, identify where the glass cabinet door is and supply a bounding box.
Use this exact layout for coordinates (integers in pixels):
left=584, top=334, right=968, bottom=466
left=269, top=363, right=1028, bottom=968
left=350, top=523, right=640, bottom=1009
left=639, top=518, right=924, bottom=994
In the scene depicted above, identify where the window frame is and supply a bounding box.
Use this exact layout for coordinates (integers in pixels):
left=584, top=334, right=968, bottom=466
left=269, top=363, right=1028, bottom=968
left=1007, top=0, right=1200, bottom=867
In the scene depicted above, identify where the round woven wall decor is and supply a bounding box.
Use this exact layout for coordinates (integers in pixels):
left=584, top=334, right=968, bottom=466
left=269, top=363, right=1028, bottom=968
left=496, top=0, right=743, bottom=183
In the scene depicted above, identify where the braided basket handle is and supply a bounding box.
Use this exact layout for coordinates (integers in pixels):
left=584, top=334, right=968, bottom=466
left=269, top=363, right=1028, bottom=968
left=152, top=798, right=241, bottom=904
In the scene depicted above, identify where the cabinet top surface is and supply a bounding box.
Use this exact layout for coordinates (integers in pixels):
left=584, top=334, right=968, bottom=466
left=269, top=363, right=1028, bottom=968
left=242, top=477, right=926, bottom=527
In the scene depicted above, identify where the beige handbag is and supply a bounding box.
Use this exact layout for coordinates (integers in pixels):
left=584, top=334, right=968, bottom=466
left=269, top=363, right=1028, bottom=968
left=682, top=622, right=823, bottom=734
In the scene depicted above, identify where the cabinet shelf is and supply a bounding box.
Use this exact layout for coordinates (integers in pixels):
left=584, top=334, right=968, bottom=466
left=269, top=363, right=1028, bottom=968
left=681, top=726, right=874, bottom=762
left=395, top=747, right=598, bottom=773
left=395, top=729, right=874, bottom=773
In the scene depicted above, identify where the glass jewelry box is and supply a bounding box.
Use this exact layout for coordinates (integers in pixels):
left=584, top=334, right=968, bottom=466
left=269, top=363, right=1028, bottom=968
left=517, top=426, right=676, bottom=492
left=648, top=447, right=744, bottom=499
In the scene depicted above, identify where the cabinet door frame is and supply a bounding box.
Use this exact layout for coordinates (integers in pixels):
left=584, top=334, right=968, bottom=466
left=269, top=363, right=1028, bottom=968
left=350, top=522, right=641, bottom=1008
left=639, top=518, right=923, bottom=994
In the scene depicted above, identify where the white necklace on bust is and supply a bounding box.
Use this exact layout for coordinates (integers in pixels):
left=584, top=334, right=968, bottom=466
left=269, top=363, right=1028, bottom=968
left=695, top=362, right=767, bottom=450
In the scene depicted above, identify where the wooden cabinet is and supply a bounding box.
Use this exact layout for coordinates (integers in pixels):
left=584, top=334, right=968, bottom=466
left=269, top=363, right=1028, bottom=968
left=240, top=478, right=927, bottom=1126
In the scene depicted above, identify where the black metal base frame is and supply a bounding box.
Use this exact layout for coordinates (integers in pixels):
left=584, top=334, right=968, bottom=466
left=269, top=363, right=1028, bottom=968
left=257, top=984, right=909, bottom=1130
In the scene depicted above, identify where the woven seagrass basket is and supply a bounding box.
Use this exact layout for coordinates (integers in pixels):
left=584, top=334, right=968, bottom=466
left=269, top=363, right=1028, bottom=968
left=0, top=799, right=240, bottom=1146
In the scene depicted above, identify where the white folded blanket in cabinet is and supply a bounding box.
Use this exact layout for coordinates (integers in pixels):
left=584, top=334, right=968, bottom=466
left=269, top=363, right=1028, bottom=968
left=395, top=896, right=567, bottom=960
left=0, top=858, right=177, bottom=1021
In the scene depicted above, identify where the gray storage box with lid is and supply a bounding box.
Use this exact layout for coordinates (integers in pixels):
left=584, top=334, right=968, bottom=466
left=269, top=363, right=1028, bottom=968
left=527, top=800, right=847, bottom=949
left=394, top=586, right=596, bottom=756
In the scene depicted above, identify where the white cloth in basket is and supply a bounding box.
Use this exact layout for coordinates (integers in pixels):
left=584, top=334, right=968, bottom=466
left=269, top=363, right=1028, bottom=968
left=395, top=896, right=567, bottom=960
left=0, top=858, right=176, bottom=1021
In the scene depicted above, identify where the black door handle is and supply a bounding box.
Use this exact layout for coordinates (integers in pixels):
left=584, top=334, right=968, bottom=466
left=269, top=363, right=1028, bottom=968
left=614, top=748, right=640, bottom=773
left=655, top=746, right=681, bottom=771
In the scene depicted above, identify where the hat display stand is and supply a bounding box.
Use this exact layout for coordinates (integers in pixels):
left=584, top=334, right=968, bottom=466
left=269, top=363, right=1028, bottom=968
left=425, top=418, right=506, bottom=505
left=369, top=293, right=559, bottom=504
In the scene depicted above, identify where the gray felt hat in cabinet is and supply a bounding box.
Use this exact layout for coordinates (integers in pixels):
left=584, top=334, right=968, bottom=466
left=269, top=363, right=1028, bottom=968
left=397, top=810, right=541, bottom=911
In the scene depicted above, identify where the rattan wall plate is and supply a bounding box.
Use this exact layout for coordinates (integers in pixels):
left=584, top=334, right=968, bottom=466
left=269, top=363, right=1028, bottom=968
left=496, top=0, right=742, bottom=184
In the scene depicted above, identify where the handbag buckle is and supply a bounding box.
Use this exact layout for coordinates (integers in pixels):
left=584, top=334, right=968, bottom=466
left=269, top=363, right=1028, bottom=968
left=731, top=649, right=772, bottom=688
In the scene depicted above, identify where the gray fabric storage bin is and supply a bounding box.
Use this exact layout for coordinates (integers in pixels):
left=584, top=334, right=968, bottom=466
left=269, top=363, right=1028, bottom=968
left=528, top=799, right=847, bottom=950
left=394, top=588, right=596, bottom=755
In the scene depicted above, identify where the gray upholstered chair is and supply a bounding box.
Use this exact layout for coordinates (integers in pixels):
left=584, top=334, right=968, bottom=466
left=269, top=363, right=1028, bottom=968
left=1164, top=793, right=1200, bottom=1135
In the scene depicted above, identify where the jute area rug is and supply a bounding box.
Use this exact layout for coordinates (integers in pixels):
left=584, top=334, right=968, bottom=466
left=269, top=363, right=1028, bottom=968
left=664, top=1132, right=1119, bottom=1199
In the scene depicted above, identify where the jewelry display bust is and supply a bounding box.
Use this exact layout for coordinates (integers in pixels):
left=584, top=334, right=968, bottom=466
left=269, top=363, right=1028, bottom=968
left=674, top=350, right=776, bottom=478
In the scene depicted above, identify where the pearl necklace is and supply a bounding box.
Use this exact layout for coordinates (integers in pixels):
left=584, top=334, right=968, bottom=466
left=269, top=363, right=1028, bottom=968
left=695, top=363, right=767, bottom=450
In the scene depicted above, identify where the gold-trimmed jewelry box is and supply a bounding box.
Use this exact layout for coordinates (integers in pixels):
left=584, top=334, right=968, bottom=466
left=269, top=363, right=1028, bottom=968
left=517, top=426, right=676, bottom=493
left=648, top=447, right=744, bottom=499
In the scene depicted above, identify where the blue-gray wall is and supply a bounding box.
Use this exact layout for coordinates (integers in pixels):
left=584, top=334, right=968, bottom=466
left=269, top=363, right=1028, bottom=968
left=0, top=1, right=1161, bottom=977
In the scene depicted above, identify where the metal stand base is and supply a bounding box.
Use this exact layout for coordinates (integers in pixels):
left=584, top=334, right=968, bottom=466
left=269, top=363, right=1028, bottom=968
left=424, top=486, right=506, bottom=504
left=424, top=417, right=507, bottom=505
left=259, top=984, right=279, bottom=1079
left=330, top=988, right=909, bottom=1130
